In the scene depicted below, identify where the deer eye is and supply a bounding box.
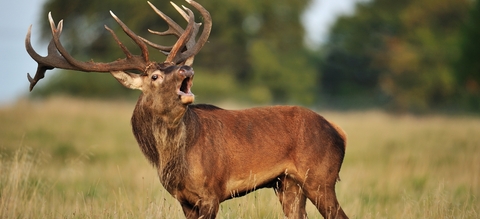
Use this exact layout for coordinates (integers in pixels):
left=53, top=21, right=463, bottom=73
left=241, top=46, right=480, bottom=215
left=151, top=74, right=159, bottom=81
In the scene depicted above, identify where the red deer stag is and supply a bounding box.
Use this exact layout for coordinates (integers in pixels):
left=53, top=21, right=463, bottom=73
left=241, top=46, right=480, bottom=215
left=25, top=1, right=348, bottom=218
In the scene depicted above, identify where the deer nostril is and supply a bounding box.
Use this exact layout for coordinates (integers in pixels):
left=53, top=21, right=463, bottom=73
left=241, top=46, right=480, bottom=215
left=179, top=66, right=194, bottom=77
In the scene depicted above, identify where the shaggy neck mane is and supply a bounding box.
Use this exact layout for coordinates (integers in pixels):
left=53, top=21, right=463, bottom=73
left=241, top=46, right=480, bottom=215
left=131, top=101, right=201, bottom=190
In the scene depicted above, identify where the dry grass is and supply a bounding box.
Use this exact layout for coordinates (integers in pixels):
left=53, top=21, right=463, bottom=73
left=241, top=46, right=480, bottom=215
left=0, top=97, right=479, bottom=218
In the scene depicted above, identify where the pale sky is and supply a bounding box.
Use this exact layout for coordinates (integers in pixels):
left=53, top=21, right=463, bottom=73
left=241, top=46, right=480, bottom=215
left=303, top=0, right=362, bottom=46
left=0, top=0, right=360, bottom=106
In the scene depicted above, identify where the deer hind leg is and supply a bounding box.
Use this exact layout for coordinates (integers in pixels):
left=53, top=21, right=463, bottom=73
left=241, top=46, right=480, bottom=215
left=302, top=179, right=348, bottom=219
left=274, top=177, right=307, bottom=219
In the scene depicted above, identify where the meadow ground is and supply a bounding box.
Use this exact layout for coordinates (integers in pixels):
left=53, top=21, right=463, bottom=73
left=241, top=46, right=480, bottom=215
left=0, top=97, right=478, bottom=218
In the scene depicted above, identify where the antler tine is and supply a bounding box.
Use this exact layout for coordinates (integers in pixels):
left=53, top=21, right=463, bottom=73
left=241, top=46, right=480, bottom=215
left=25, top=19, right=79, bottom=91
left=145, top=0, right=211, bottom=65
left=104, top=25, right=132, bottom=59
left=166, top=6, right=195, bottom=64
left=170, top=2, right=202, bottom=53
left=147, top=1, right=184, bottom=36
left=176, top=0, right=212, bottom=65
left=141, top=1, right=201, bottom=59
left=109, top=11, right=149, bottom=63
left=139, top=1, right=185, bottom=53
left=171, top=2, right=191, bottom=22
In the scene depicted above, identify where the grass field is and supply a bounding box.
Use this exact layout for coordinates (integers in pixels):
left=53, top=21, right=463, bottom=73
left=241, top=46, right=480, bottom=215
left=1, top=97, right=479, bottom=218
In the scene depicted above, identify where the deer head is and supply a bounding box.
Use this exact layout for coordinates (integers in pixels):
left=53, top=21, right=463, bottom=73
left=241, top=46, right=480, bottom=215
left=26, top=0, right=211, bottom=110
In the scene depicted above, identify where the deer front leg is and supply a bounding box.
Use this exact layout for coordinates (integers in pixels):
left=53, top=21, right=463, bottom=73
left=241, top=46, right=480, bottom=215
left=180, top=198, right=219, bottom=219
left=180, top=202, right=200, bottom=219
left=198, top=200, right=219, bottom=219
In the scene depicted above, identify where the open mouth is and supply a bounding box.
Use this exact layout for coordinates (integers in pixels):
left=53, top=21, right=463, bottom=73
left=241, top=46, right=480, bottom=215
left=177, top=75, right=194, bottom=104
left=176, top=66, right=195, bottom=104
left=179, top=76, right=192, bottom=94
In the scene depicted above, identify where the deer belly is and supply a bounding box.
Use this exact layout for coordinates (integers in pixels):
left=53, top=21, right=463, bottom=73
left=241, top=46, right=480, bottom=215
left=224, top=160, right=295, bottom=198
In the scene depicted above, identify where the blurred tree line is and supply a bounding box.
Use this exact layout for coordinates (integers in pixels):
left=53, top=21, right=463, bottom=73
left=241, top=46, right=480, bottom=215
left=32, top=0, right=480, bottom=112
left=32, top=0, right=315, bottom=104
left=321, top=0, right=479, bottom=112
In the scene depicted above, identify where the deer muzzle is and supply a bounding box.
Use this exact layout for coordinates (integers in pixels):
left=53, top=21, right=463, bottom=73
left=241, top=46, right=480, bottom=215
left=177, top=66, right=194, bottom=104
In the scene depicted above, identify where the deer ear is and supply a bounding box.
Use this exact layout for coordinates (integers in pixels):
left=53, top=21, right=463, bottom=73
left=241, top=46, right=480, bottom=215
left=110, top=71, right=143, bottom=90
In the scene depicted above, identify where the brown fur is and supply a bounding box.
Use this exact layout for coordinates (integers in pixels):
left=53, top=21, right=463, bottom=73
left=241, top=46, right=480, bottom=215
left=327, top=120, right=347, bottom=151
left=25, top=1, right=348, bottom=217
left=132, top=88, right=349, bottom=219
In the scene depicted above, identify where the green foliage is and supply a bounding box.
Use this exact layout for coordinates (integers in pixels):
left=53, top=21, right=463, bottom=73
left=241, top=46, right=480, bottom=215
left=248, top=39, right=317, bottom=104
left=34, top=0, right=315, bottom=105
left=456, top=0, right=480, bottom=110
left=32, top=0, right=480, bottom=111
left=321, top=0, right=472, bottom=112
left=188, top=68, right=243, bottom=103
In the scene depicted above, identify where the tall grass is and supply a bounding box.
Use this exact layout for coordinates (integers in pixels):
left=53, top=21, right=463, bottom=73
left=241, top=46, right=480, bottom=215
left=0, top=147, right=41, bottom=218
left=0, top=97, right=479, bottom=218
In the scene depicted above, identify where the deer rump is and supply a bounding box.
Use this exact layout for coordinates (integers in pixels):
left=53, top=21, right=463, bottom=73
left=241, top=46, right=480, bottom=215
left=132, top=103, right=347, bottom=218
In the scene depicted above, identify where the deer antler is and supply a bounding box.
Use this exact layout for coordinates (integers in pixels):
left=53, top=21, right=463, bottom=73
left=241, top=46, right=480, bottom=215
left=141, top=0, right=211, bottom=65
left=25, top=0, right=212, bottom=91
left=25, top=12, right=151, bottom=91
